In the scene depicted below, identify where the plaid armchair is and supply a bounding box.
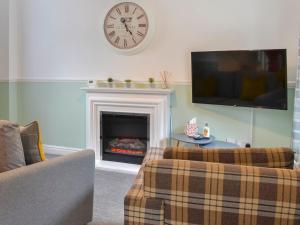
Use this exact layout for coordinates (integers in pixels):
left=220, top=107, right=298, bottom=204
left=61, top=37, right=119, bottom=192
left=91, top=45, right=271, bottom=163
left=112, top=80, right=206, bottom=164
left=125, top=147, right=299, bottom=225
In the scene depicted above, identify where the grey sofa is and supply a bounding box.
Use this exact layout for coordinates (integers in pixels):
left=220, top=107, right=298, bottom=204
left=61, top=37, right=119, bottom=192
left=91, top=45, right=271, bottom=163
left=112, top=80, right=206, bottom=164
left=0, top=150, right=95, bottom=225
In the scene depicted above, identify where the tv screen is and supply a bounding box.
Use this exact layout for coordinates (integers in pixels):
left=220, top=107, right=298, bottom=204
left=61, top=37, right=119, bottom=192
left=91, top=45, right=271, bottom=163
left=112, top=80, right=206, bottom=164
left=191, top=49, right=287, bottom=110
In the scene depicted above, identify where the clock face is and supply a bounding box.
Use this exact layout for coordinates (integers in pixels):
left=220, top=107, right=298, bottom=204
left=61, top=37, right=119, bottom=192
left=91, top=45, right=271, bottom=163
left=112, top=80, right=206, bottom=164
left=104, top=2, right=149, bottom=50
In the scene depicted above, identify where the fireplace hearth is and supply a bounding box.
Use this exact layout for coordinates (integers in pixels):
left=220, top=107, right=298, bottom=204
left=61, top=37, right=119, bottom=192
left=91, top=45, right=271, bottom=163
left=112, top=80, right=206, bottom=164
left=101, top=112, right=149, bottom=164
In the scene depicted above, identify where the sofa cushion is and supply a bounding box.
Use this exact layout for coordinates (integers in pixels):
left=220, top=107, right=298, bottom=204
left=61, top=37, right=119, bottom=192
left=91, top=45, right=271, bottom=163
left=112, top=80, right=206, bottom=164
left=143, top=159, right=300, bottom=225
left=0, top=120, right=26, bottom=172
left=20, top=121, right=46, bottom=165
left=163, top=147, right=295, bottom=169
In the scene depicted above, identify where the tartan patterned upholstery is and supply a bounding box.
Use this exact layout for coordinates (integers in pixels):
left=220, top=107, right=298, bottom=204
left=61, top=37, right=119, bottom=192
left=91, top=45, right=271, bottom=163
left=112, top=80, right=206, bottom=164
left=124, top=148, right=164, bottom=225
left=125, top=147, right=300, bottom=225
left=124, top=169, right=164, bottom=225
left=164, top=147, right=295, bottom=169
left=144, top=159, right=300, bottom=225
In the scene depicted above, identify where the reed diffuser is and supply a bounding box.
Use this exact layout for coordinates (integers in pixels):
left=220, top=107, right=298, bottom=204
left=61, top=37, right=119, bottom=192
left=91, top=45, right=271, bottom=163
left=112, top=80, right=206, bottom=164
left=160, top=71, right=171, bottom=89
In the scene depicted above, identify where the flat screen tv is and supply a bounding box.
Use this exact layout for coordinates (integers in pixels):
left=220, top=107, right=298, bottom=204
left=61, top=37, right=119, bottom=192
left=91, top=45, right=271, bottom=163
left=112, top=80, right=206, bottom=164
left=192, top=49, right=287, bottom=110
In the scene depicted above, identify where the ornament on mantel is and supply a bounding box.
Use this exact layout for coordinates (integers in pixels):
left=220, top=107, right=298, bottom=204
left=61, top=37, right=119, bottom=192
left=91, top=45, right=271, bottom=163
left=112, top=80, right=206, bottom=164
left=148, top=77, right=155, bottom=88
left=87, top=80, right=97, bottom=88
left=160, top=71, right=172, bottom=89
left=107, top=78, right=114, bottom=88
left=124, top=79, right=132, bottom=88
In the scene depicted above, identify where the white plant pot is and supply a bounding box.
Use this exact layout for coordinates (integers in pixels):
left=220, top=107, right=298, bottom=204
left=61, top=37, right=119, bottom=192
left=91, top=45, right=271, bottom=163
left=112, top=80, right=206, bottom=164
left=149, top=83, right=155, bottom=88
left=108, top=82, right=114, bottom=88
left=125, top=83, right=131, bottom=88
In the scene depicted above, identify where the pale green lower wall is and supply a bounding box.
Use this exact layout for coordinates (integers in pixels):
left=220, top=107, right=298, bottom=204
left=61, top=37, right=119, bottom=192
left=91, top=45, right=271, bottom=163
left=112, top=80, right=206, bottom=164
left=172, top=85, right=295, bottom=147
left=0, top=82, right=9, bottom=119
left=12, top=81, right=295, bottom=149
left=16, top=82, right=86, bottom=148
left=9, top=82, right=19, bottom=122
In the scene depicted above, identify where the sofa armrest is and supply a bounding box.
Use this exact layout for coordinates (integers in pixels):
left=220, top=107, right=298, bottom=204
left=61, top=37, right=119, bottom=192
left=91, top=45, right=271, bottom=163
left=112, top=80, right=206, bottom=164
left=163, top=147, right=294, bottom=168
left=0, top=150, right=95, bottom=225
left=143, top=159, right=300, bottom=225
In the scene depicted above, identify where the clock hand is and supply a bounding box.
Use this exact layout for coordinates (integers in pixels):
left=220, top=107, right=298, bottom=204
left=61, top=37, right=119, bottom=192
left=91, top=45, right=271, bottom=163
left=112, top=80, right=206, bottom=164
left=121, top=18, right=133, bottom=36
left=124, top=23, right=133, bottom=35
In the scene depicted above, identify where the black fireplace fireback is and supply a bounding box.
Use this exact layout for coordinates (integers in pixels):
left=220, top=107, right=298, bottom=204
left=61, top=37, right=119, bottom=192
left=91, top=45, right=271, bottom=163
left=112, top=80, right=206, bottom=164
left=100, top=112, right=150, bottom=164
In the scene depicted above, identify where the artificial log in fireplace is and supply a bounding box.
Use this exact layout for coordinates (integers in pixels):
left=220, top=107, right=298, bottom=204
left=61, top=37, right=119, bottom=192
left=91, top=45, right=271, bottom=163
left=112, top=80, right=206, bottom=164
left=100, top=112, right=150, bottom=164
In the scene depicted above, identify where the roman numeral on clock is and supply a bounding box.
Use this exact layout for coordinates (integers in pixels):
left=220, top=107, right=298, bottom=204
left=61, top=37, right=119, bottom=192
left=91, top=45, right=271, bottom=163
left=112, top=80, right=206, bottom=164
left=108, top=31, right=115, bottom=38
left=139, top=24, right=146, bottom=28
left=132, top=7, right=137, bottom=15
left=132, top=37, right=136, bottom=44
left=137, top=31, right=144, bottom=36
left=124, top=39, right=128, bottom=48
left=114, top=36, right=120, bottom=45
left=110, top=16, right=116, bottom=20
left=116, top=8, right=121, bottom=15
left=125, top=5, right=129, bottom=13
left=137, top=14, right=144, bottom=20
left=106, top=24, right=114, bottom=29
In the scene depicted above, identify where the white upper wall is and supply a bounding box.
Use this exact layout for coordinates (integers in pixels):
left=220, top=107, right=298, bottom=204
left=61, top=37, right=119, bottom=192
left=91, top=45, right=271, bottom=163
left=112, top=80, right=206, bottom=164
left=15, top=0, right=300, bottom=82
left=0, top=0, right=9, bottom=80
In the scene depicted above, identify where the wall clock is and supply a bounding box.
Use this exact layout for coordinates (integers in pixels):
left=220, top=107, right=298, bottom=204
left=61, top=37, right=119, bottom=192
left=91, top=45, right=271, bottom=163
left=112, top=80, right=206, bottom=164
left=103, top=1, right=155, bottom=55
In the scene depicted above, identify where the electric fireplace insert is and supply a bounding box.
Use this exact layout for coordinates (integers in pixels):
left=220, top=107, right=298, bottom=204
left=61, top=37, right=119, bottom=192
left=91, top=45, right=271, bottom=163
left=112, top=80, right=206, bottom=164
left=100, top=112, right=150, bottom=164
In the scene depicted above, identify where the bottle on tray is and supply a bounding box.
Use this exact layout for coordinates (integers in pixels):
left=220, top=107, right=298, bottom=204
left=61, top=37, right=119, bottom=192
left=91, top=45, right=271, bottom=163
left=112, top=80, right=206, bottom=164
left=203, top=123, right=210, bottom=138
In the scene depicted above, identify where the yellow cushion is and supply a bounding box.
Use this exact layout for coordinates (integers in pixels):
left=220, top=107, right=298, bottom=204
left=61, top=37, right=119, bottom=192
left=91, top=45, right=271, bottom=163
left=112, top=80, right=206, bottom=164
left=38, top=124, right=46, bottom=161
left=240, top=76, right=266, bottom=101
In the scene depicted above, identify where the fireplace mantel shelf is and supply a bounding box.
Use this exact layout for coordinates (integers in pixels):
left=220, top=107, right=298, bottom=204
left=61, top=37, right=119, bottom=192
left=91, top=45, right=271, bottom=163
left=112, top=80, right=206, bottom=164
left=81, top=87, right=173, bottom=95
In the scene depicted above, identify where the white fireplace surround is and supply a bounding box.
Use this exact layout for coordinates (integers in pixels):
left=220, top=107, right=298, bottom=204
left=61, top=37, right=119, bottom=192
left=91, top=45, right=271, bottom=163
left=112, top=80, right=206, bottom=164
left=82, top=87, right=172, bottom=173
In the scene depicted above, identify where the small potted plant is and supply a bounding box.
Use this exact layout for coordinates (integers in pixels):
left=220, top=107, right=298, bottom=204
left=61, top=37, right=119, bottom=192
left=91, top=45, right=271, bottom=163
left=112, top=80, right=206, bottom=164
left=148, top=77, right=155, bottom=88
left=125, top=79, right=132, bottom=88
left=107, top=77, right=114, bottom=88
